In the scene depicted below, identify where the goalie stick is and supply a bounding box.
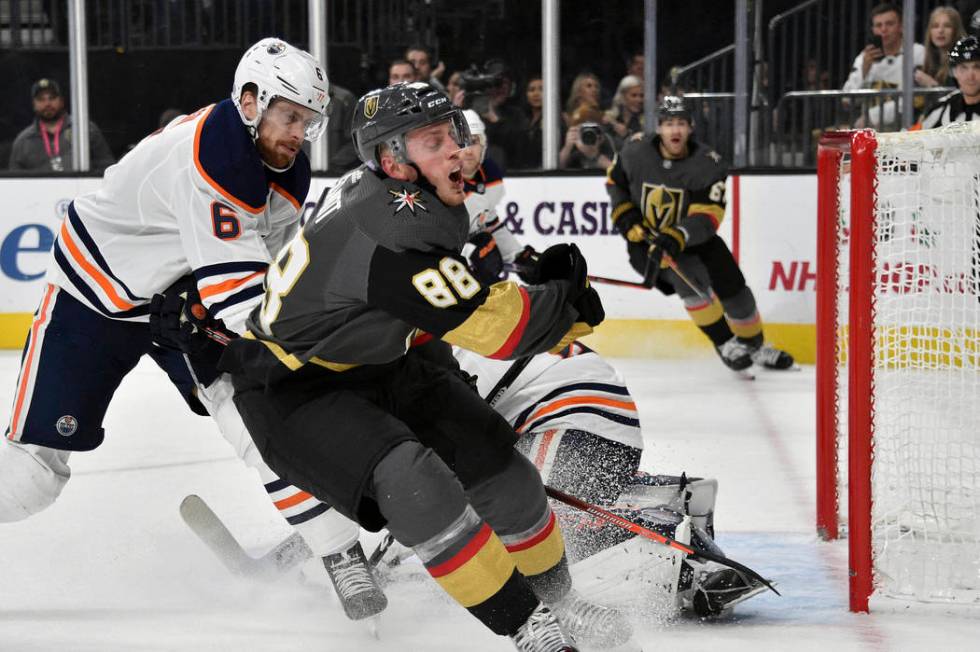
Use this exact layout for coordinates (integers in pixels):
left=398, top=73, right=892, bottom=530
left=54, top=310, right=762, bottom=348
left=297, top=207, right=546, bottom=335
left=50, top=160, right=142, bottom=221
left=543, top=485, right=779, bottom=597
left=179, top=494, right=313, bottom=578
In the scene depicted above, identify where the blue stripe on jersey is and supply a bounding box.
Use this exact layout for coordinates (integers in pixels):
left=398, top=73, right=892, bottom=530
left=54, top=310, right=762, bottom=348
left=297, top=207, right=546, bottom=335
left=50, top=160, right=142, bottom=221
left=286, top=501, right=330, bottom=525
left=53, top=244, right=150, bottom=318
left=197, top=100, right=268, bottom=211
left=208, top=283, right=264, bottom=317
left=67, top=203, right=147, bottom=302
left=194, top=260, right=268, bottom=282
left=264, top=478, right=292, bottom=494
left=521, top=406, right=641, bottom=434
left=512, top=381, right=632, bottom=432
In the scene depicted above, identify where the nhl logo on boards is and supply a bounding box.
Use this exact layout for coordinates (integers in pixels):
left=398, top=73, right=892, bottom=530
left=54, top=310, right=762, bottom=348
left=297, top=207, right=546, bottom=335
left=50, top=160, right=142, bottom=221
left=388, top=187, right=428, bottom=215
left=364, top=95, right=379, bottom=119
left=55, top=415, right=78, bottom=437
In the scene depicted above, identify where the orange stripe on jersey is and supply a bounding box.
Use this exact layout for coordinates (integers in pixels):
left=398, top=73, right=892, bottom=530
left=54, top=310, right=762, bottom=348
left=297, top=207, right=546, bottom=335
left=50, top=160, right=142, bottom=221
left=269, top=182, right=302, bottom=211
left=193, top=105, right=266, bottom=215
left=199, top=271, right=264, bottom=300
left=505, top=512, right=565, bottom=577
left=59, top=222, right=135, bottom=311
left=516, top=396, right=637, bottom=434
left=274, top=490, right=313, bottom=510
left=10, top=285, right=56, bottom=439
left=428, top=524, right=515, bottom=608
left=532, top=429, right=558, bottom=469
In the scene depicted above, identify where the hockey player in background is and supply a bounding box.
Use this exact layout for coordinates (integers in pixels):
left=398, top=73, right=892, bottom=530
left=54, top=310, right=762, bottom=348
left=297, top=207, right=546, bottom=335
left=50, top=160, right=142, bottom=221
left=917, top=35, right=980, bottom=127
left=217, top=81, right=627, bottom=651
left=0, top=38, right=388, bottom=620
left=605, top=96, right=794, bottom=373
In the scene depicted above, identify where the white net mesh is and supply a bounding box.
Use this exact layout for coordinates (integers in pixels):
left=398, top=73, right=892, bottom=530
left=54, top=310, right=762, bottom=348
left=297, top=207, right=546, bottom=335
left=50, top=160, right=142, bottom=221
left=862, top=123, right=980, bottom=603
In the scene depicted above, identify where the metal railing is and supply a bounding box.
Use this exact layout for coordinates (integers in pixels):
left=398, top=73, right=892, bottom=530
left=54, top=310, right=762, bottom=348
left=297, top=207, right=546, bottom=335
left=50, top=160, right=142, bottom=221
left=0, top=0, right=435, bottom=52
left=671, top=45, right=735, bottom=94
left=681, top=92, right=736, bottom=164
left=768, top=87, right=953, bottom=166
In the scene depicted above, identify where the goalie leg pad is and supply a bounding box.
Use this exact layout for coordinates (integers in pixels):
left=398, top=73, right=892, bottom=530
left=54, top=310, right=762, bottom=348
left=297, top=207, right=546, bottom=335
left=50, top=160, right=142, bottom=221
left=0, top=440, right=71, bottom=521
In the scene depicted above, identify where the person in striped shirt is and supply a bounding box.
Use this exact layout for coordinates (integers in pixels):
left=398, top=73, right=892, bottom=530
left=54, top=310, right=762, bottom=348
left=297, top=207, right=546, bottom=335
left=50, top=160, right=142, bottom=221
left=918, top=35, right=980, bottom=128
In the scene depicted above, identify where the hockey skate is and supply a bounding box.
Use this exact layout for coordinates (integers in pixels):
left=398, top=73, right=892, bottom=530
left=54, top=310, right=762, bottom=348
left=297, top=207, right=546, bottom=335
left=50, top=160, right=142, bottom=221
left=549, top=590, right=632, bottom=648
left=323, top=541, right=388, bottom=620
left=714, top=337, right=753, bottom=372
left=749, top=343, right=798, bottom=370
left=511, top=604, right=578, bottom=652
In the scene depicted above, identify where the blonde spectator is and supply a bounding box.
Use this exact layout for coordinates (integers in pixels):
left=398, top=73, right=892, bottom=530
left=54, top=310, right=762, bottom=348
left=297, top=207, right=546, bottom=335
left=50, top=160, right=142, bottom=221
left=917, top=6, right=965, bottom=87
left=606, top=75, right=644, bottom=150
left=563, top=72, right=604, bottom=125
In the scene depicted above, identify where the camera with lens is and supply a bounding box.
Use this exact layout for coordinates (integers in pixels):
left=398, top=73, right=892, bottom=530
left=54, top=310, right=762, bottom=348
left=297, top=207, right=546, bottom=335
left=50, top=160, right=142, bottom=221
left=579, top=122, right=603, bottom=147
left=459, top=64, right=502, bottom=116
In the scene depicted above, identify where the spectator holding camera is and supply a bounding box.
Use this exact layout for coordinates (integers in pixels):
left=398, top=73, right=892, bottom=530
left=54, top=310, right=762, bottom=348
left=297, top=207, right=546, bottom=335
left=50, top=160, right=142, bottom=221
left=459, top=59, right=527, bottom=170
left=560, top=111, right=615, bottom=170
left=917, top=6, right=965, bottom=88
left=843, top=3, right=924, bottom=92
left=606, top=75, right=644, bottom=151
left=563, top=72, right=605, bottom=126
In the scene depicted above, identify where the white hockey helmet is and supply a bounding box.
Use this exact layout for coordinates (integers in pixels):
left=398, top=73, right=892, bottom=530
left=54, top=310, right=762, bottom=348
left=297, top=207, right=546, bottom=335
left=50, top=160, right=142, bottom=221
left=462, top=109, right=487, bottom=162
left=231, top=37, right=330, bottom=141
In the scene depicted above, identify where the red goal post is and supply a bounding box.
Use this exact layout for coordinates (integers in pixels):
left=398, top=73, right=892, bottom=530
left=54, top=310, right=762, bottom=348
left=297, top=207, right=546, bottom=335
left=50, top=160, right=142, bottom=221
left=816, top=125, right=980, bottom=613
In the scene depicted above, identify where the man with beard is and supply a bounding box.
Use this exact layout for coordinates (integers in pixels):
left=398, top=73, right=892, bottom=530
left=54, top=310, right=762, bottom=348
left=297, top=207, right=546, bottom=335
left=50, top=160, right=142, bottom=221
left=9, top=78, right=115, bottom=172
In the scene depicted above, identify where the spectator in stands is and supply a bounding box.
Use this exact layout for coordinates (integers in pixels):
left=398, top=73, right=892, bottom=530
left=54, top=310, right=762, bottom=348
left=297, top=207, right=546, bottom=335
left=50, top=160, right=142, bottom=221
left=559, top=108, right=614, bottom=170
left=446, top=71, right=463, bottom=104
left=9, top=78, right=115, bottom=172
left=326, top=83, right=360, bottom=172
left=916, top=6, right=965, bottom=88
left=405, top=45, right=445, bottom=91
left=563, top=72, right=605, bottom=126
left=627, top=52, right=645, bottom=79
left=802, top=59, right=832, bottom=90
left=918, top=35, right=980, bottom=127
left=473, top=59, right=527, bottom=170
left=843, top=3, right=924, bottom=128
left=388, top=59, right=417, bottom=85
left=606, top=75, right=644, bottom=151
left=512, top=74, right=543, bottom=169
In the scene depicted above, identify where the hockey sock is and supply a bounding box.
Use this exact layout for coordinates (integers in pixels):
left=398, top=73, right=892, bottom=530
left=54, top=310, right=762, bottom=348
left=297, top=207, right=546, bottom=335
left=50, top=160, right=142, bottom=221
left=683, top=294, right=735, bottom=347
left=502, top=510, right=570, bottom=604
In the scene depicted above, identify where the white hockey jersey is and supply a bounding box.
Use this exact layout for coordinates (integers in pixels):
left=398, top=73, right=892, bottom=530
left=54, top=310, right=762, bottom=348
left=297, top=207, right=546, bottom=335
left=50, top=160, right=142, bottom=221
left=463, top=157, right=522, bottom=263
left=454, top=343, right=643, bottom=450
left=47, top=99, right=309, bottom=332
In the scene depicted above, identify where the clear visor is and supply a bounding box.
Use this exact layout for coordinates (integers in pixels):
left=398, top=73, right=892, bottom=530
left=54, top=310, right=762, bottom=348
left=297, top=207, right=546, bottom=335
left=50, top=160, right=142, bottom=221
left=263, top=97, right=329, bottom=141
left=448, top=111, right=473, bottom=151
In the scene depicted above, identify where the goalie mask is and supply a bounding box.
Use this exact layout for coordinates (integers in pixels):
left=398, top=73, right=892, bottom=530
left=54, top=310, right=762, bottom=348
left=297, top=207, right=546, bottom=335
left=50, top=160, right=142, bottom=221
left=351, top=82, right=472, bottom=168
left=232, top=37, right=330, bottom=142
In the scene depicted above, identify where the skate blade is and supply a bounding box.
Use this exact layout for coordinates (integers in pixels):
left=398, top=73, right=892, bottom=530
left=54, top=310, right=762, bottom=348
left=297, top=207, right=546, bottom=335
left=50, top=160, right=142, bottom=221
left=734, top=368, right=756, bottom=380
left=366, top=615, right=382, bottom=640
left=709, top=582, right=771, bottom=616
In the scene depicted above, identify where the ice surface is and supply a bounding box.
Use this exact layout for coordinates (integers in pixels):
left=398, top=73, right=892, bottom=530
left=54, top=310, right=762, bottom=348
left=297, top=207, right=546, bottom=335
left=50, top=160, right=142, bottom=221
left=1, top=352, right=977, bottom=651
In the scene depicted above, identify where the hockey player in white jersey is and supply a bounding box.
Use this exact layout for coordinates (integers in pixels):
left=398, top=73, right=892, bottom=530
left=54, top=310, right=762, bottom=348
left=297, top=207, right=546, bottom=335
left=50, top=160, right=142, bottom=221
left=0, top=37, right=384, bottom=620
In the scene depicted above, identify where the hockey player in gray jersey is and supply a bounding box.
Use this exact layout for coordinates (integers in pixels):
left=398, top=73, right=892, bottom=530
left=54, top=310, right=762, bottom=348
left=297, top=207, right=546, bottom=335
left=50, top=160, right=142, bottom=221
left=605, top=96, right=794, bottom=373
left=218, top=82, right=627, bottom=651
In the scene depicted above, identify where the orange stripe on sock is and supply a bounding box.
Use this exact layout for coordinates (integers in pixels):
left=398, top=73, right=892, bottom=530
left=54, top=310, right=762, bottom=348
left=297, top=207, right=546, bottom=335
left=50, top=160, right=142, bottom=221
left=274, top=490, right=313, bottom=510
left=10, top=285, right=56, bottom=438
left=517, top=396, right=636, bottom=434
left=199, top=271, right=264, bottom=300
left=532, top=429, right=558, bottom=470
left=60, top=223, right=134, bottom=311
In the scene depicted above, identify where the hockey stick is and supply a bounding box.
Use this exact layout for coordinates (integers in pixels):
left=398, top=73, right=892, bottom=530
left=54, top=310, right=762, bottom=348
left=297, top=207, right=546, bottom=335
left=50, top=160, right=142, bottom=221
left=543, top=485, right=779, bottom=596
left=180, top=494, right=313, bottom=578
left=484, top=354, right=535, bottom=407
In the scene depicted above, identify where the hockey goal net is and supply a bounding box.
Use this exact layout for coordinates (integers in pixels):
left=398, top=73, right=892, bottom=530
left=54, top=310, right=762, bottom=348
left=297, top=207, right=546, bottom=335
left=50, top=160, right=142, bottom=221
left=816, top=124, right=980, bottom=612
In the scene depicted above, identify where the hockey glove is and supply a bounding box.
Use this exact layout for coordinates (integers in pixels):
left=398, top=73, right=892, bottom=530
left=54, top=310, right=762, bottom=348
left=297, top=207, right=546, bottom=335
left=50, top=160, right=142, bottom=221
left=612, top=203, right=648, bottom=243
left=572, top=286, right=605, bottom=327
left=650, top=226, right=687, bottom=261
left=512, top=245, right=541, bottom=284
left=467, top=231, right=506, bottom=285
left=149, top=278, right=236, bottom=387
left=532, top=243, right=588, bottom=289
